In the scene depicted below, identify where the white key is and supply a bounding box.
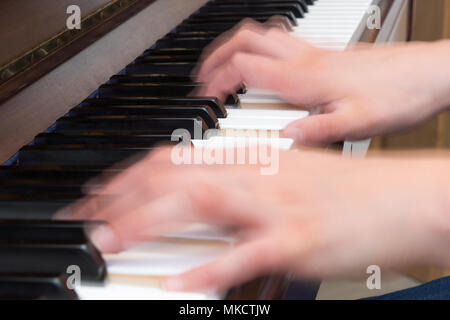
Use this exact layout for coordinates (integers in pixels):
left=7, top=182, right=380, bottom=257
left=77, top=239, right=232, bottom=300
left=239, top=0, right=373, bottom=108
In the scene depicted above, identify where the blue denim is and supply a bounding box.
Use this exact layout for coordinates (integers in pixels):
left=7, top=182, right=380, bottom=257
left=364, top=276, right=450, bottom=300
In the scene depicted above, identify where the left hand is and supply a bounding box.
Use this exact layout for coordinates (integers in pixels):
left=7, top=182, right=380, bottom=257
left=58, top=147, right=450, bottom=292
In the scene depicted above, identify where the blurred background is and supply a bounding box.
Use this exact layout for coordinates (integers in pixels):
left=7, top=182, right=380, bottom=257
left=370, top=0, right=450, bottom=284
left=372, top=0, right=450, bottom=151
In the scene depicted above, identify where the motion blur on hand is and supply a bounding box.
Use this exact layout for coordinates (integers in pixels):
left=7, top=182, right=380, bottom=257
left=194, top=19, right=450, bottom=147
left=59, top=147, right=450, bottom=292
left=57, top=19, right=450, bottom=293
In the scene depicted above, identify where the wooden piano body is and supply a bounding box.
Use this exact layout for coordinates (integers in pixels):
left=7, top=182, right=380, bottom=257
left=0, top=0, right=411, bottom=299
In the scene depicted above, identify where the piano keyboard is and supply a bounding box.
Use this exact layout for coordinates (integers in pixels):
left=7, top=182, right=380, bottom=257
left=0, top=0, right=380, bottom=300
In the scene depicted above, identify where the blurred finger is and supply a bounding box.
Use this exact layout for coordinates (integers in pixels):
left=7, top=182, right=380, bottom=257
left=89, top=180, right=275, bottom=253
left=197, top=29, right=290, bottom=83
left=89, top=192, right=189, bottom=253
left=282, top=112, right=350, bottom=146
left=163, top=239, right=280, bottom=292
left=199, top=53, right=286, bottom=102
left=85, top=148, right=175, bottom=196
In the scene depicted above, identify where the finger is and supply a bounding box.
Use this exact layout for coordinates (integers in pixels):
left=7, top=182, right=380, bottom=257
left=61, top=146, right=254, bottom=222
left=163, top=239, right=281, bottom=292
left=86, top=148, right=175, bottom=196
left=89, top=180, right=275, bottom=253
left=78, top=186, right=152, bottom=222
left=89, top=192, right=189, bottom=253
left=198, top=52, right=286, bottom=102
left=196, top=28, right=291, bottom=83
left=266, top=15, right=293, bottom=32
left=87, top=167, right=207, bottom=222
left=57, top=156, right=181, bottom=221
left=282, top=112, right=350, bottom=147
left=54, top=194, right=107, bottom=221
left=81, top=148, right=174, bottom=194
left=192, top=19, right=267, bottom=78
left=60, top=163, right=184, bottom=221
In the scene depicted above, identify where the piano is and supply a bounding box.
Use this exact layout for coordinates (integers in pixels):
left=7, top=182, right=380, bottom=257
left=0, top=0, right=411, bottom=300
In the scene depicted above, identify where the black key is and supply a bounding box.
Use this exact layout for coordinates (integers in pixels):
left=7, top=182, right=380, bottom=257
left=18, top=144, right=159, bottom=166
left=183, top=17, right=293, bottom=32
left=54, top=115, right=207, bottom=136
left=0, top=184, right=83, bottom=195
left=0, top=194, right=80, bottom=201
left=0, top=168, right=103, bottom=186
left=0, top=179, right=83, bottom=191
left=97, top=84, right=240, bottom=108
left=69, top=105, right=218, bottom=129
left=0, top=166, right=107, bottom=180
left=175, top=22, right=255, bottom=33
left=0, top=273, right=78, bottom=300
left=165, top=31, right=223, bottom=38
left=99, top=83, right=199, bottom=97
left=81, top=96, right=226, bottom=118
left=209, top=1, right=308, bottom=13
left=199, top=5, right=304, bottom=18
left=0, top=220, right=98, bottom=242
left=132, top=55, right=199, bottom=63
left=187, top=11, right=297, bottom=26
left=0, top=179, right=88, bottom=192
left=81, top=97, right=227, bottom=118
left=110, top=74, right=193, bottom=83
left=0, top=193, right=113, bottom=220
left=109, top=75, right=247, bottom=95
left=0, top=199, right=73, bottom=220
left=184, top=15, right=283, bottom=25
left=0, top=220, right=106, bottom=282
left=35, top=132, right=180, bottom=146
left=126, top=61, right=197, bottom=74
left=142, top=48, right=203, bottom=57
left=154, top=37, right=214, bottom=49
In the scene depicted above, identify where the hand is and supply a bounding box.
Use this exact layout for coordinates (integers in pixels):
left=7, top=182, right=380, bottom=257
left=195, top=20, right=450, bottom=146
left=59, top=147, right=450, bottom=292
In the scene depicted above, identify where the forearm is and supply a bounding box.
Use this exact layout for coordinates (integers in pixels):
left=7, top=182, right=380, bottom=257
left=403, top=156, right=450, bottom=268
left=428, top=159, right=450, bottom=266
left=417, top=40, right=450, bottom=114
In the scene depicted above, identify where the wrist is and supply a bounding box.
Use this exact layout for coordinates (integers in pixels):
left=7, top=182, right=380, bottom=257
left=425, top=40, right=450, bottom=114
left=428, top=160, right=450, bottom=265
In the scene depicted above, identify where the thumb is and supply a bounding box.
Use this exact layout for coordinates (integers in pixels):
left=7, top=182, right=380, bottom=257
left=162, top=239, right=281, bottom=292
left=282, top=113, right=348, bottom=147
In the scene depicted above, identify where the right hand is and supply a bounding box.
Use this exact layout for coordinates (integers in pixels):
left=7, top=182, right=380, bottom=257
left=195, top=20, right=450, bottom=146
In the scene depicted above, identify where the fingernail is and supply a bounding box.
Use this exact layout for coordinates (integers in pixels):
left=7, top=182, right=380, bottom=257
left=53, top=207, right=71, bottom=220
left=163, top=277, right=185, bottom=292
left=89, top=224, right=121, bottom=253
left=82, top=183, right=101, bottom=195
left=282, top=127, right=304, bottom=144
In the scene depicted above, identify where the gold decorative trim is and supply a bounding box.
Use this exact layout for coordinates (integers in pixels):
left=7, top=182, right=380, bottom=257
left=0, top=0, right=141, bottom=86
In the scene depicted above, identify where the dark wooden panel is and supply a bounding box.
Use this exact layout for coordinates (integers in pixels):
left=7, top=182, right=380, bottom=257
left=0, top=0, right=110, bottom=67
left=411, top=0, right=446, bottom=41
left=0, top=0, right=157, bottom=105
left=0, top=0, right=208, bottom=164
